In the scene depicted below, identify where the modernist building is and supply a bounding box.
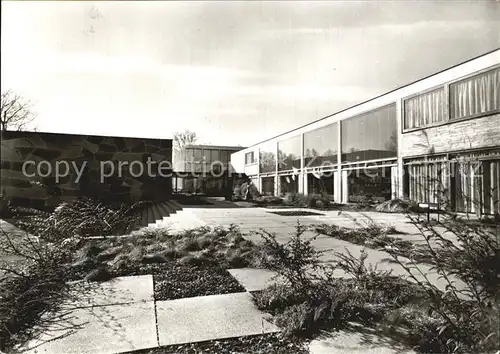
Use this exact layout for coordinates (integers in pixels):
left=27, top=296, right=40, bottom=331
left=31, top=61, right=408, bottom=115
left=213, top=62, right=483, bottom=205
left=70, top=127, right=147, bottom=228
left=173, top=144, right=245, bottom=195
left=231, top=49, right=500, bottom=215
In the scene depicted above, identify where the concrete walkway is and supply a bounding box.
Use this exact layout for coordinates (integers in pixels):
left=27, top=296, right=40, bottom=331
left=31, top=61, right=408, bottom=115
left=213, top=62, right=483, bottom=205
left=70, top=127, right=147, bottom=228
left=172, top=207, right=467, bottom=294
left=6, top=207, right=465, bottom=353
left=17, top=275, right=278, bottom=354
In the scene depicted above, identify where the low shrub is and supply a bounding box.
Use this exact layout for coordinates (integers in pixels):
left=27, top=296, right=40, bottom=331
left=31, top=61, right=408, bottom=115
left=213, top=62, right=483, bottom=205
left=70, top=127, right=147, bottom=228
left=375, top=198, right=417, bottom=213
left=0, top=192, right=12, bottom=218
left=388, top=215, right=500, bottom=353
left=253, top=222, right=327, bottom=292
left=12, top=198, right=151, bottom=241
left=0, top=228, right=77, bottom=352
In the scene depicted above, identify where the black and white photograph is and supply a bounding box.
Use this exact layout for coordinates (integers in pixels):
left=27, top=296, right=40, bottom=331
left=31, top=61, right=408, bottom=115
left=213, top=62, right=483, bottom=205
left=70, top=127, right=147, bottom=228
left=1, top=1, right=499, bottom=353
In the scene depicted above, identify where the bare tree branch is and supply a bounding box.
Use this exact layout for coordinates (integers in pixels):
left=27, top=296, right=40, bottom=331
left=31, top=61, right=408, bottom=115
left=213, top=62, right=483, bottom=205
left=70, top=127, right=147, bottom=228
left=172, top=130, right=197, bottom=151
left=1, top=90, right=37, bottom=131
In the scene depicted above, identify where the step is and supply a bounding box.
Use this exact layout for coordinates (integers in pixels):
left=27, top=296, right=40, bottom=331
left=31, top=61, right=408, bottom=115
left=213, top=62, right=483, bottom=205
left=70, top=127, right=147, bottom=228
left=146, top=206, right=155, bottom=225
left=151, top=204, right=165, bottom=222
left=168, top=200, right=183, bottom=211
left=140, top=209, right=150, bottom=227
left=158, top=202, right=173, bottom=217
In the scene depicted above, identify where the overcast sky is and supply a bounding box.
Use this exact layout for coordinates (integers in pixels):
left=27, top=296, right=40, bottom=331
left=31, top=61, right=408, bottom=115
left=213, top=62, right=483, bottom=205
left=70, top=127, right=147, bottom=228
left=2, top=1, right=499, bottom=146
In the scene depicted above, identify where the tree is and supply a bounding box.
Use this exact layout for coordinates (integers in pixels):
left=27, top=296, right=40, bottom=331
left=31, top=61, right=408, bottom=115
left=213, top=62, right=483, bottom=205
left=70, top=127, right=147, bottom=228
left=385, top=131, right=398, bottom=152
left=1, top=90, right=37, bottom=131
left=173, top=130, right=197, bottom=151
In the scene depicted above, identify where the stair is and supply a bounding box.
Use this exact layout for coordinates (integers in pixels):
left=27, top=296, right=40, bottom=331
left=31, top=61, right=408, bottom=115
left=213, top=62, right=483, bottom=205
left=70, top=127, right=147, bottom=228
left=134, top=201, right=184, bottom=230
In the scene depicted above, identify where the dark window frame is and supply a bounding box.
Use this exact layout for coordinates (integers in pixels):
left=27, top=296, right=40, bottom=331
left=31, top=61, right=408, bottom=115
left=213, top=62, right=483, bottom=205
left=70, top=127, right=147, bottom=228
left=402, top=64, right=500, bottom=134
left=245, top=151, right=255, bottom=165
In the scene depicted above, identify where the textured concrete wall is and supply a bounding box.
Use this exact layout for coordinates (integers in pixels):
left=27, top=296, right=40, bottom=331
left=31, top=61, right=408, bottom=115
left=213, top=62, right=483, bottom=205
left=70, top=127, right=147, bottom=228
left=400, top=114, right=500, bottom=158
left=0, top=131, right=172, bottom=209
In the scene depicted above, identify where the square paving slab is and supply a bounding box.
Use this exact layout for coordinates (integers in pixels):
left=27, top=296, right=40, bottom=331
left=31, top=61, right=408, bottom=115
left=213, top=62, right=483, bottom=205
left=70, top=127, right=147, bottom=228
left=228, top=268, right=284, bottom=292
left=19, top=301, right=157, bottom=354
left=309, top=323, right=415, bottom=354
left=67, top=275, right=154, bottom=307
left=156, top=292, right=280, bottom=346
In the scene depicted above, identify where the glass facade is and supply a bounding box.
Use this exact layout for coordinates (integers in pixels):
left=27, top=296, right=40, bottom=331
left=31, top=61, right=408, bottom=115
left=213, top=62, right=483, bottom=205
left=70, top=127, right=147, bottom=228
left=240, top=63, right=498, bottom=211
left=280, top=175, right=299, bottom=195
left=307, top=173, right=334, bottom=196
left=220, top=150, right=229, bottom=166
left=341, top=104, right=398, bottom=162
left=261, top=176, right=275, bottom=196
left=260, top=142, right=277, bottom=173
left=404, top=88, right=446, bottom=129
left=175, top=147, right=236, bottom=173
left=346, top=167, right=392, bottom=202
left=278, top=135, right=301, bottom=171
left=450, top=67, right=500, bottom=120
left=303, top=123, right=338, bottom=168
left=405, top=158, right=448, bottom=205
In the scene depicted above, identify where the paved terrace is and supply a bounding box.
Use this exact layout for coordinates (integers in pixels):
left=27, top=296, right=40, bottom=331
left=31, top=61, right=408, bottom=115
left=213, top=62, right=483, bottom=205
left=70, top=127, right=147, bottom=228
left=155, top=206, right=466, bottom=293
left=4, top=206, right=464, bottom=353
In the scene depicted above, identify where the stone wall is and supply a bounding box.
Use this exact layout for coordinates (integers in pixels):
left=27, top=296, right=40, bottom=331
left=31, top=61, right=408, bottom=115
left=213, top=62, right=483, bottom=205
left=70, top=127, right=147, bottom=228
left=400, top=114, right=500, bottom=158
left=0, top=131, right=172, bottom=209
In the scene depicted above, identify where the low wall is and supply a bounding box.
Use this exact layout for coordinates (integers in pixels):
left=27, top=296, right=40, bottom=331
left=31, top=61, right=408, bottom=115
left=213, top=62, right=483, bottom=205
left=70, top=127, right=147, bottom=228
left=0, top=131, right=173, bottom=209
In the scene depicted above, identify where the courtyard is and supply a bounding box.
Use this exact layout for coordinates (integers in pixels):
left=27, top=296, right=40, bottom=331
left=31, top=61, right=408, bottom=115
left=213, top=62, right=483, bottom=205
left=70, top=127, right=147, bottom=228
left=1, top=198, right=497, bottom=354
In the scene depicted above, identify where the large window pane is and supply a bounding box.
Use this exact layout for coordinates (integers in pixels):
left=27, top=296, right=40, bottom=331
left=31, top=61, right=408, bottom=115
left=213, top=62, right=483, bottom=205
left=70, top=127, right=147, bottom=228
left=407, top=161, right=448, bottom=205
left=450, top=67, right=500, bottom=120
left=341, top=104, right=398, bottom=162
left=220, top=150, right=229, bottom=166
left=304, top=123, right=338, bottom=168
left=347, top=167, right=392, bottom=202
left=245, top=151, right=255, bottom=164
left=193, top=149, right=202, bottom=161
left=210, top=150, right=220, bottom=163
left=307, top=173, right=334, bottom=197
left=260, top=142, right=276, bottom=173
left=404, top=88, right=446, bottom=129
left=280, top=175, right=299, bottom=196
left=202, top=149, right=210, bottom=162
left=261, top=176, right=275, bottom=195
left=278, top=135, right=301, bottom=171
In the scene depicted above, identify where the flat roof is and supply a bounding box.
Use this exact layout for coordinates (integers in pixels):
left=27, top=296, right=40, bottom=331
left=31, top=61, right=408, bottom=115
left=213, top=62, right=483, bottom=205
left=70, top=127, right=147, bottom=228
left=183, top=144, right=246, bottom=150
left=245, top=47, right=500, bottom=149
left=1, top=129, right=173, bottom=141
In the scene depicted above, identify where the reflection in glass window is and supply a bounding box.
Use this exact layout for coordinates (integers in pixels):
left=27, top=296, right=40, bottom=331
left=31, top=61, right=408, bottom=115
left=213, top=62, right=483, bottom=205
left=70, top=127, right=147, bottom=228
left=261, top=176, right=275, bottom=195
left=341, top=104, right=397, bottom=162
left=450, top=67, right=500, bottom=120
left=347, top=167, right=392, bottom=202
left=210, top=150, right=220, bottom=163
left=202, top=149, right=210, bottom=162
left=260, top=143, right=277, bottom=173
left=220, top=150, right=229, bottom=166
left=278, top=135, right=301, bottom=171
left=280, top=175, right=299, bottom=196
left=303, top=123, right=338, bottom=168
left=194, top=149, right=202, bottom=162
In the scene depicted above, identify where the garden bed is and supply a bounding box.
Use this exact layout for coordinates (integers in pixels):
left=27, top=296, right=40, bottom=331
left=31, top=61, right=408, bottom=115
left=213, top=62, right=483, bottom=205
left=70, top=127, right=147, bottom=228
left=312, top=222, right=437, bottom=264
left=123, top=333, right=309, bottom=354
left=154, top=263, right=245, bottom=300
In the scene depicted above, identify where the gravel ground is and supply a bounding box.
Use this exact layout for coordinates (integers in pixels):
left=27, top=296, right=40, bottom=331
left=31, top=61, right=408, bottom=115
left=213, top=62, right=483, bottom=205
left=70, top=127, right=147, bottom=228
left=154, top=263, right=246, bottom=300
